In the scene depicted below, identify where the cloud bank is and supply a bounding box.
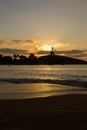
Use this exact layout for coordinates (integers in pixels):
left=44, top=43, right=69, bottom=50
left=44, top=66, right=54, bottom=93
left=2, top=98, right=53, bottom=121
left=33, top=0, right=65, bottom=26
left=0, top=36, right=87, bottom=60
left=0, top=48, right=28, bottom=54
left=0, top=36, right=72, bottom=52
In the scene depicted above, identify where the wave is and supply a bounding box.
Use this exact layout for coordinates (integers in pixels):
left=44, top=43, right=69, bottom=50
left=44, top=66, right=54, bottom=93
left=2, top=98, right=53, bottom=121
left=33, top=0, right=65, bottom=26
left=0, top=78, right=87, bottom=88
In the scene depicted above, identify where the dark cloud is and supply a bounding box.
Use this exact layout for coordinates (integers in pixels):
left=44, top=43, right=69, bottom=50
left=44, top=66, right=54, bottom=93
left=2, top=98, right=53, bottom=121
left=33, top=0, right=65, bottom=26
left=72, top=53, right=87, bottom=58
left=25, top=40, right=35, bottom=43
left=12, top=40, right=35, bottom=43
left=58, top=50, right=86, bottom=55
left=0, top=37, right=40, bottom=46
left=0, top=48, right=28, bottom=54
left=37, top=50, right=87, bottom=54
left=0, top=37, right=41, bottom=52
left=12, top=40, right=23, bottom=43
left=37, top=51, right=50, bottom=54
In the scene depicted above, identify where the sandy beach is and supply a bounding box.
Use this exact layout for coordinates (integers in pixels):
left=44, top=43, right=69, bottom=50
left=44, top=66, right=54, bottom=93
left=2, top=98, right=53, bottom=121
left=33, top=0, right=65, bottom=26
left=0, top=94, right=87, bottom=130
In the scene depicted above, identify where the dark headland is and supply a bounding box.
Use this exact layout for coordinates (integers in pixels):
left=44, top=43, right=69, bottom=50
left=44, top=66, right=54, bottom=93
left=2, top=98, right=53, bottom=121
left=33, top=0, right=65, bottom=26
left=37, top=54, right=87, bottom=65
left=0, top=49, right=87, bottom=65
left=37, top=47, right=87, bottom=65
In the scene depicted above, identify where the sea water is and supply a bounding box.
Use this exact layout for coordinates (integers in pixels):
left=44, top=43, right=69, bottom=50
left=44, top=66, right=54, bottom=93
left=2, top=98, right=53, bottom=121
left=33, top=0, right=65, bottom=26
left=0, top=65, right=87, bottom=99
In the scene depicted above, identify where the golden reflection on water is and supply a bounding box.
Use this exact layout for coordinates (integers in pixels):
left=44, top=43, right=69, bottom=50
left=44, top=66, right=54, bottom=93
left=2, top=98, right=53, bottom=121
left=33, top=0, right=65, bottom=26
left=0, top=83, right=87, bottom=100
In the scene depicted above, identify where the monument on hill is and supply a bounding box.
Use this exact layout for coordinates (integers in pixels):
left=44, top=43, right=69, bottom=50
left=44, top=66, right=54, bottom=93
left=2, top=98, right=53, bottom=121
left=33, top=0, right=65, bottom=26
left=50, top=47, right=55, bottom=55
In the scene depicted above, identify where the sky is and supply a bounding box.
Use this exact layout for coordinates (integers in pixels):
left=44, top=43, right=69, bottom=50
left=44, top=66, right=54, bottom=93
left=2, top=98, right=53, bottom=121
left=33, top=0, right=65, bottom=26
left=0, top=0, right=87, bottom=60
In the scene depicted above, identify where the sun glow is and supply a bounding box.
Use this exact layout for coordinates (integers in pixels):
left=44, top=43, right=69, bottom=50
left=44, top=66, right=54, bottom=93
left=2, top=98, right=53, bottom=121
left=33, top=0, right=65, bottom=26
left=42, top=44, right=55, bottom=51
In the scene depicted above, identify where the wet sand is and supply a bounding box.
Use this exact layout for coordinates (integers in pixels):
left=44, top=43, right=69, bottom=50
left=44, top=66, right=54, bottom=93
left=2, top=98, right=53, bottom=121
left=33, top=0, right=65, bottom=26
left=0, top=94, right=87, bottom=130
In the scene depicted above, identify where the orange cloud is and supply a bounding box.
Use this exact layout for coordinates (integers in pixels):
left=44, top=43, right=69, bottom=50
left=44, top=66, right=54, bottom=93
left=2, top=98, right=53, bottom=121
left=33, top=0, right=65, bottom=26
left=0, top=36, right=83, bottom=54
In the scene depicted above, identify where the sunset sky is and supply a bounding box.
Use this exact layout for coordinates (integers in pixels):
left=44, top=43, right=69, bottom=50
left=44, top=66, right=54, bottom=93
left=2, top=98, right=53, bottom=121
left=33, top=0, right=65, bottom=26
left=0, top=0, right=87, bottom=60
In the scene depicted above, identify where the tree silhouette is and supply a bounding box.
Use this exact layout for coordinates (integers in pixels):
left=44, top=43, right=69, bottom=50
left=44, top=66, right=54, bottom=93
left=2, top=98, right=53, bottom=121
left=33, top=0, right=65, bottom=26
left=29, top=53, right=37, bottom=64
left=3, top=55, right=12, bottom=64
left=0, top=54, right=3, bottom=64
left=13, top=54, right=17, bottom=60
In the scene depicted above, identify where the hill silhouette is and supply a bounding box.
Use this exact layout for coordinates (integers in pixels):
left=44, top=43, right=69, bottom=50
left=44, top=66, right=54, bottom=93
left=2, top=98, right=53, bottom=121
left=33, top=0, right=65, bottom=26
left=0, top=53, right=87, bottom=65
left=37, top=54, right=87, bottom=65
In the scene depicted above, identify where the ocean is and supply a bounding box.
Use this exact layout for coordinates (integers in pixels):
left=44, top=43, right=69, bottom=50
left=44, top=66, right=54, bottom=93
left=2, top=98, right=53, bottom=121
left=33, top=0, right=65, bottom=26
left=0, top=65, right=87, bottom=99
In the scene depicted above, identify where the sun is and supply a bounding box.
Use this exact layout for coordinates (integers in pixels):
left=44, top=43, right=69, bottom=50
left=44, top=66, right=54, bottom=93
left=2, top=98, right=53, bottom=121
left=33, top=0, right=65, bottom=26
left=42, top=45, right=53, bottom=51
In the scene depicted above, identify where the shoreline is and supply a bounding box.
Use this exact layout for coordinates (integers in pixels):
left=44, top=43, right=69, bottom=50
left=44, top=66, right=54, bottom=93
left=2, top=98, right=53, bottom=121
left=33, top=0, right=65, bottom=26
left=0, top=78, right=87, bottom=87
left=0, top=94, right=87, bottom=130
